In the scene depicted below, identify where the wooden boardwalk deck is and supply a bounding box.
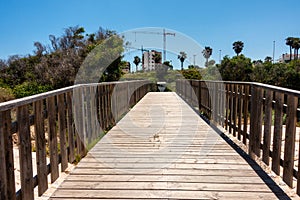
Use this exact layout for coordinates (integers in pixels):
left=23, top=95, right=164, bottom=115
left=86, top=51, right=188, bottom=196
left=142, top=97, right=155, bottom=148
left=50, top=92, right=289, bottom=200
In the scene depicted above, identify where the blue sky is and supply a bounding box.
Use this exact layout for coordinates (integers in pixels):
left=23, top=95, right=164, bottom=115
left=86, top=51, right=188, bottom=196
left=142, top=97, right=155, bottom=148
left=0, top=0, right=299, bottom=67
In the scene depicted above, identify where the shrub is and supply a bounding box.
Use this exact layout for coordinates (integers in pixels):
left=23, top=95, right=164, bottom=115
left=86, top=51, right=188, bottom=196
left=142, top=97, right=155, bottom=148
left=13, top=82, right=52, bottom=98
left=0, top=87, right=15, bottom=103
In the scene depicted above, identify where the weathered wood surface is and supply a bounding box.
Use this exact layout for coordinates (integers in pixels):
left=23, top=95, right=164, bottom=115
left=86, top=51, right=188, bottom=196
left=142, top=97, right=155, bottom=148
left=50, top=92, right=285, bottom=200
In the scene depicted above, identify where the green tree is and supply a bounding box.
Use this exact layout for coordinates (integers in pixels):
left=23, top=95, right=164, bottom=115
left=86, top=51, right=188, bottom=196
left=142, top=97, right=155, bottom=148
left=0, top=25, right=124, bottom=100
left=251, top=61, right=270, bottom=83
left=232, top=41, right=244, bottom=56
left=202, top=46, right=213, bottom=67
left=264, top=56, right=273, bottom=63
left=153, top=51, right=162, bottom=64
left=163, top=61, right=173, bottom=70
left=181, top=68, right=202, bottom=80
left=178, top=51, right=187, bottom=70
left=133, top=56, right=141, bottom=72
left=218, top=55, right=252, bottom=81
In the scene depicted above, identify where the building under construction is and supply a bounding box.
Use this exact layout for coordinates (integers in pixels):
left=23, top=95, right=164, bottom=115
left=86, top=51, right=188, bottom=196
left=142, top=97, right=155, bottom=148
left=142, top=50, right=162, bottom=71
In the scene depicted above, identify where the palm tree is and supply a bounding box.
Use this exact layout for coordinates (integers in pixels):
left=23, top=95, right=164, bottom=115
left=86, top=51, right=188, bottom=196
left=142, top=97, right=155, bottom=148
left=178, top=51, right=187, bottom=70
left=133, top=56, right=141, bottom=72
left=291, top=37, right=300, bottom=60
left=285, top=37, right=294, bottom=61
left=202, top=46, right=213, bottom=67
left=232, top=41, right=244, bottom=56
left=264, top=56, right=272, bottom=63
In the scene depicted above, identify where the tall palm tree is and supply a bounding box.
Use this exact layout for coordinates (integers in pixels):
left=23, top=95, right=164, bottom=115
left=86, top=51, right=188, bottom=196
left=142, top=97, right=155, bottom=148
left=202, top=46, right=213, bottom=67
left=133, top=56, right=141, bottom=72
left=285, top=37, right=294, bottom=61
left=291, top=37, right=300, bottom=60
left=232, top=41, right=244, bottom=56
left=178, top=51, right=187, bottom=70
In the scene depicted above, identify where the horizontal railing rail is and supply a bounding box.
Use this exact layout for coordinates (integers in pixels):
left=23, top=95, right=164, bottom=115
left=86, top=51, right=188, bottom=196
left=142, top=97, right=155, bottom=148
left=0, top=80, right=153, bottom=200
left=176, top=79, right=300, bottom=196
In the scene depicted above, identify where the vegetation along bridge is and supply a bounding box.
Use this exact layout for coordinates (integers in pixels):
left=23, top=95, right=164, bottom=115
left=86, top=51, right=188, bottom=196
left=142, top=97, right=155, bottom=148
left=1, top=80, right=300, bottom=199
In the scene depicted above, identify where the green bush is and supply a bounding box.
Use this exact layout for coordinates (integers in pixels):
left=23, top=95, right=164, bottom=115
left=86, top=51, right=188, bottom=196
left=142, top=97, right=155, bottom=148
left=181, top=68, right=202, bottom=80
left=13, top=82, right=52, bottom=98
left=0, top=87, right=15, bottom=103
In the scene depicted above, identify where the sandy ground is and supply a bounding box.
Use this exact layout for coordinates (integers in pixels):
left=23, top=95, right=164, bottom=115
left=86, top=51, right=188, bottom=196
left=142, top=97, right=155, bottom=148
left=13, top=147, right=75, bottom=200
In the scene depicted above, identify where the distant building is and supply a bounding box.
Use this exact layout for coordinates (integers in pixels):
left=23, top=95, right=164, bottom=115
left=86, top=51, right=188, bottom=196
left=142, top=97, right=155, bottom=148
left=121, top=62, right=131, bottom=73
left=279, top=53, right=299, bottom=63
left=142, top=50, right=162, bottom=71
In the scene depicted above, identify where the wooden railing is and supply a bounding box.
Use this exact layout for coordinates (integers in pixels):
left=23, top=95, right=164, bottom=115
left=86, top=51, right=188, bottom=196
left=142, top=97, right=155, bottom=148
left=176, top=79, right=300, bottom=195
left=0, top=80, right=153, bottom=200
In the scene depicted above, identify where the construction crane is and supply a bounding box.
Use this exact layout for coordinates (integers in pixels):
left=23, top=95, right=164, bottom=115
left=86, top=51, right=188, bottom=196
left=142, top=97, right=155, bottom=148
left=133, top=29, right=175, bottom=62
left=124, top=45, right=150, bottom=71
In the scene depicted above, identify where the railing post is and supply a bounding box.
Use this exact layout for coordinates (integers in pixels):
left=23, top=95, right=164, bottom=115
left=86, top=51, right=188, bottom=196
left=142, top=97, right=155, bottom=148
left=242, top=85, right=249, bottom=144
left=224, top=84, right=229, bottom=130
left=17, top=105, right=34, bottom=200
left=272, top=92, right=284, bottom=175
left=262, top=90, right=273, bottom=165
left=249, top=85, right=263, bottom=158
left=0, top=110, right=16, bottom=200
left=34, top=100, right=48, bottom=196
left=232, top=84, right=238, bottom=137
left=212, top=82, right=218, bottom=124
left=66, top=92, right=75, bottom=163
left=57, top=94, right=68, bottom=171
left=47, top=96, right=59, bottom=183
left=198, top=81, right=202, bottom=112
left=283, top=95, right=298, bottom=187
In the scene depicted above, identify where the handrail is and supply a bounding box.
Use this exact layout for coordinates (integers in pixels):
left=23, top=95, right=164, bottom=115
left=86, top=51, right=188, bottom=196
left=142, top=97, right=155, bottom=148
left=0, top=80, right=149, bottom=111
left=0, top=80, right=153, bottom=200
left=176, top=79, right=300, bottom=196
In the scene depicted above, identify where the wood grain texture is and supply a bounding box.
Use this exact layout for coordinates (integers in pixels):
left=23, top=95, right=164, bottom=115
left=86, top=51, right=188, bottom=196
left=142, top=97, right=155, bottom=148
left=17, top=105, right=34, bottom=200
left=50, top=92, right=283, bottom=200
left=34, top=100, right=48, bottom=196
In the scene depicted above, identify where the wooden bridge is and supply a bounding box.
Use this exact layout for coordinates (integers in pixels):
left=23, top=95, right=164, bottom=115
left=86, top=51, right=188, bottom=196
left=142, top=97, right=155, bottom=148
left=1, top=80, right=300, bottom=199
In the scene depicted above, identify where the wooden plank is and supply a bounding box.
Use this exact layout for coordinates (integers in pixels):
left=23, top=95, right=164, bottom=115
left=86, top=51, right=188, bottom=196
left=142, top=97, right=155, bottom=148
left=90, top=87, right=100, bottom=140
left=58, top=181, right=273, bottom=192
left=212, top=82, right=218, bottom=123
left=283, top=95, right=297, bottom=187
left=47, top=96, right=59, bottom=183
left=237, top=84, right=243, bottom=140
left=262, top=89, right=273, bottom=165
left=66, top=92, right=75, bottom=163
left=242, top=85, right=249, bottom=144
left=232, top=84, right=238, bottom=137
left=224, top=84, right=229, bottom=130
left=17, top=105, right=34, bottom=200
left=271, top=92, right=284, bottom=175
left=85, top=86, right=92, bottom=144
left=34, top=100, right=48, bottom=196
left=0, top=110, right=16, bottom=200
left=198, top=81, right=202, bottom=112
left=57, top=94, right=68, bottom=171
left=298, top=128, right=300, bottom=195
left=0, top=111, right=8, bottom=200
left=50, top=92, right=286, bottom=200
left=249, top=86, right=263, bottom=158
left=229, top=84, right=233, bottom=134
left=51, top=189, right=278, bottom=200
